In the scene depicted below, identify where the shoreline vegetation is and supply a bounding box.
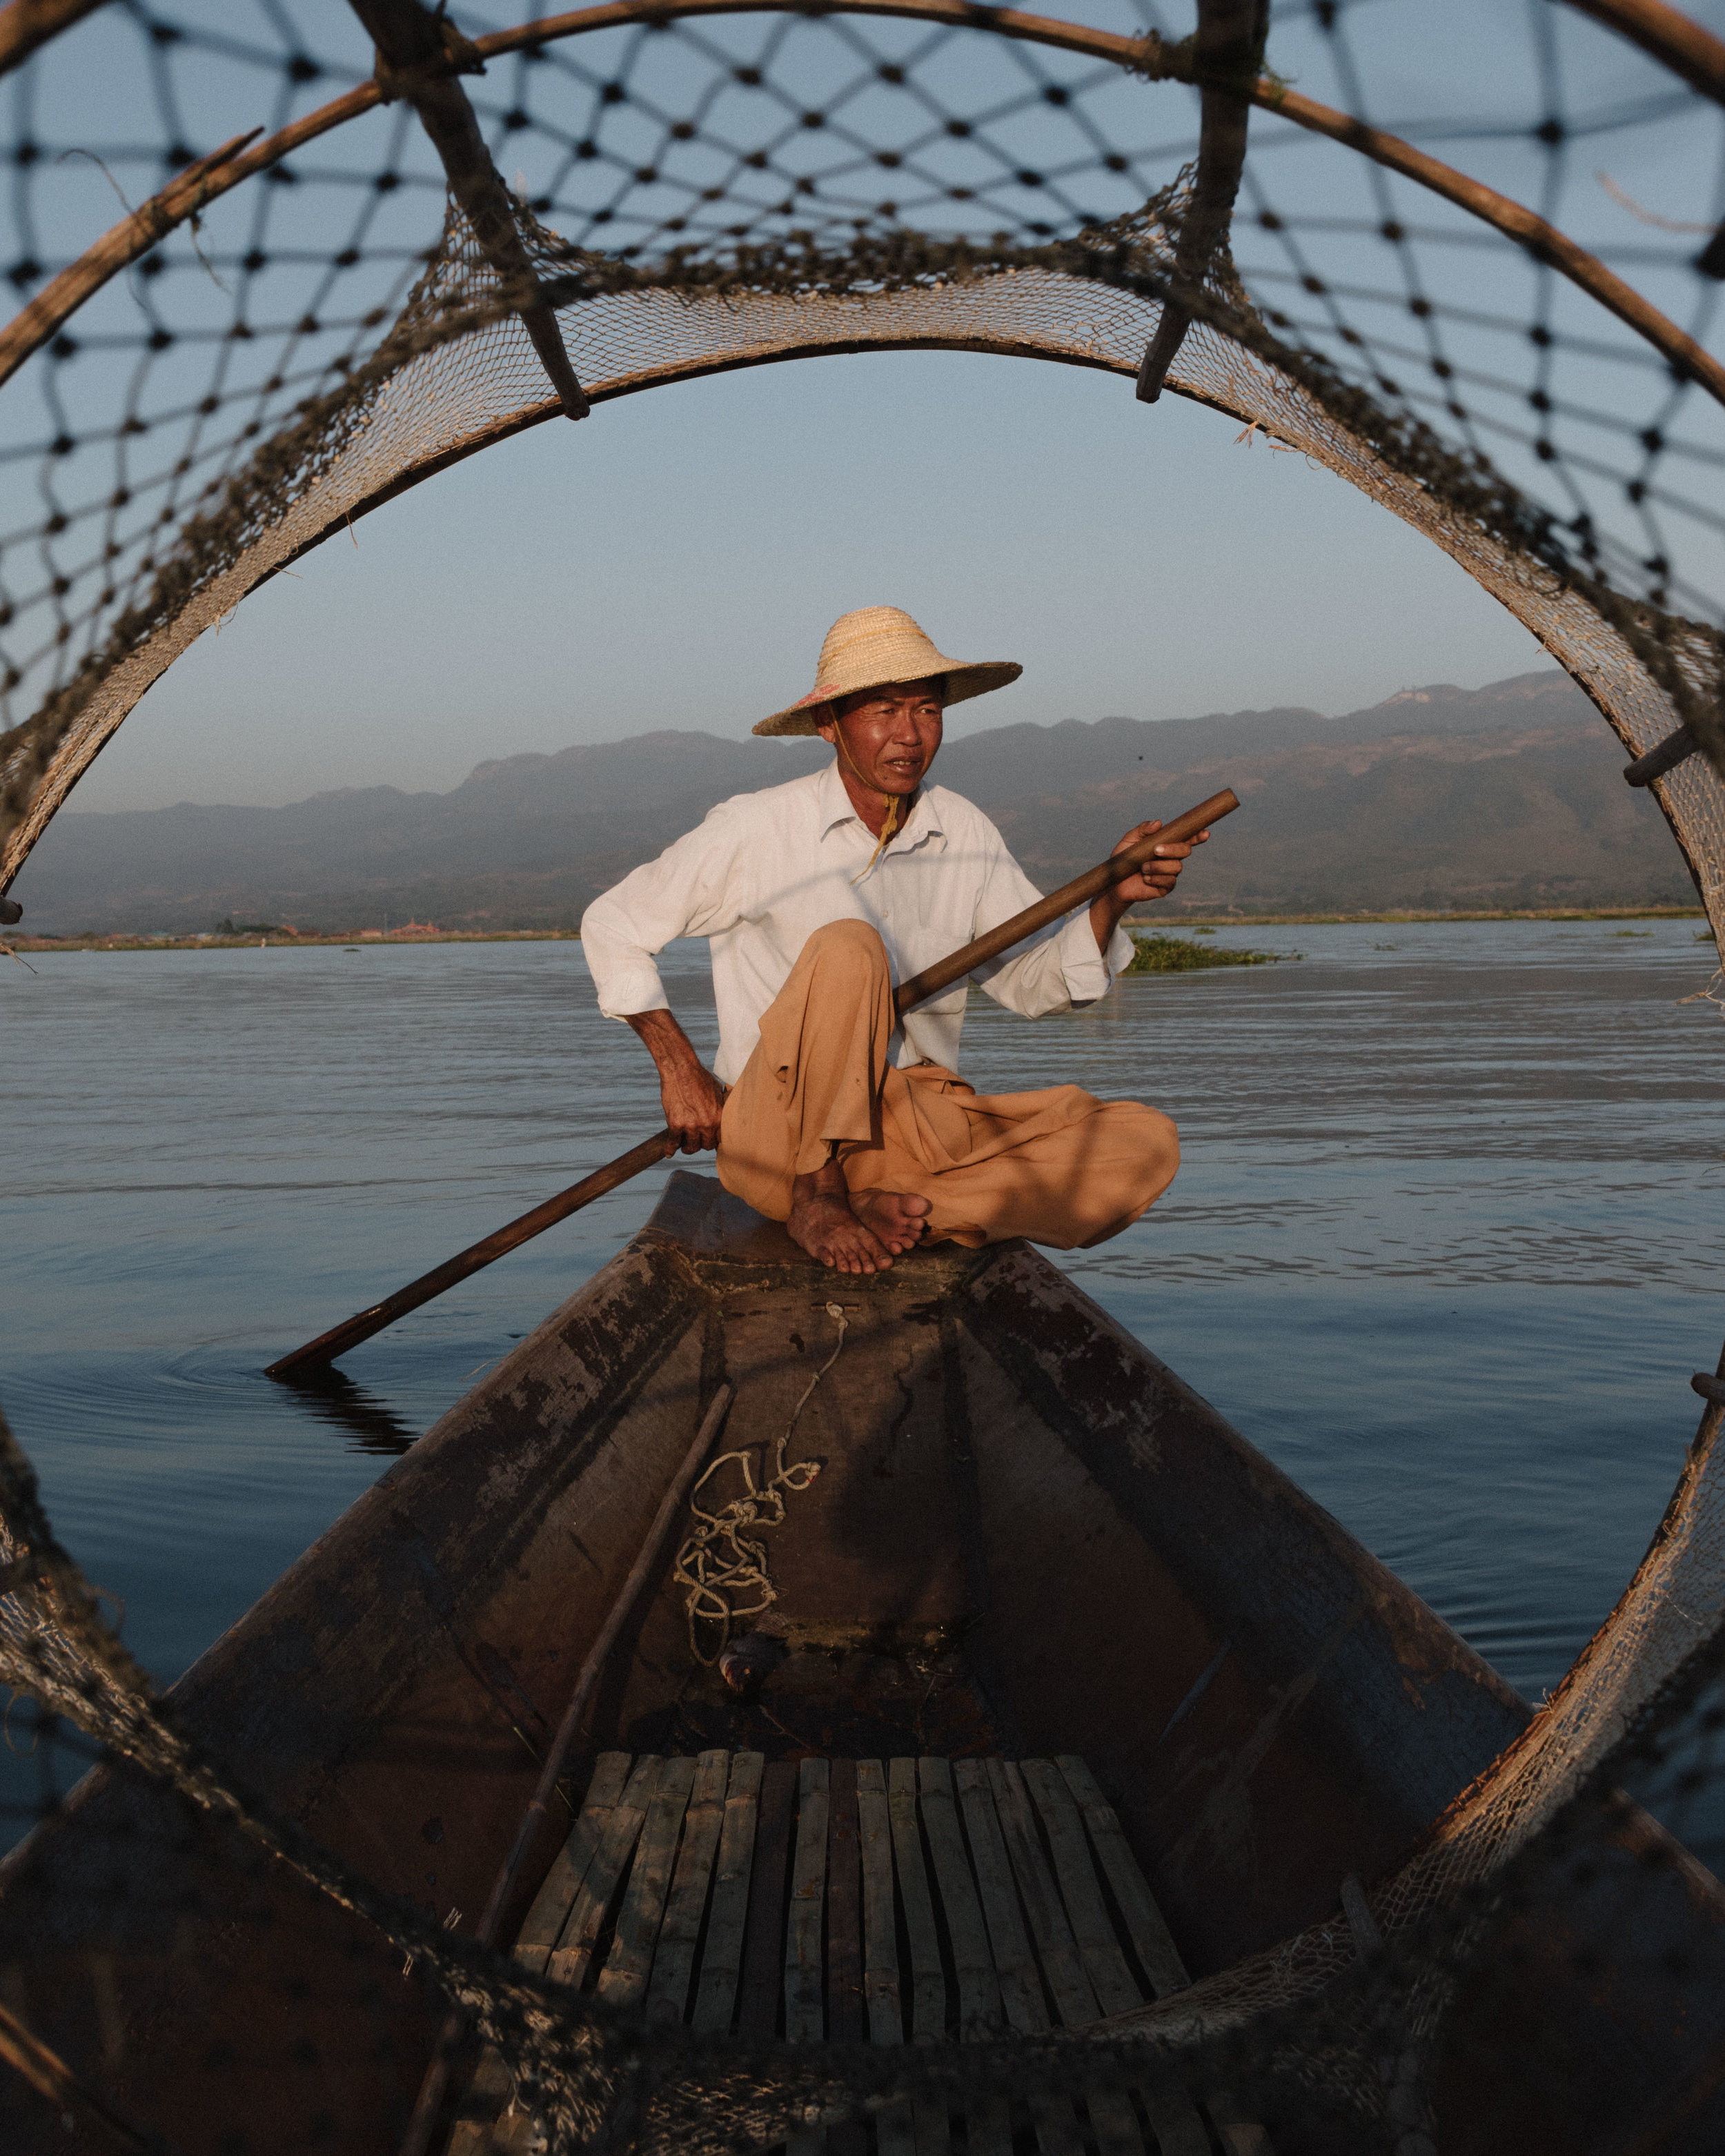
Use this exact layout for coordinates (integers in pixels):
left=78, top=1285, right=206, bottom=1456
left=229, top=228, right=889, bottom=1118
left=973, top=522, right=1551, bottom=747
left=3, top=906, right=1711, bottom=954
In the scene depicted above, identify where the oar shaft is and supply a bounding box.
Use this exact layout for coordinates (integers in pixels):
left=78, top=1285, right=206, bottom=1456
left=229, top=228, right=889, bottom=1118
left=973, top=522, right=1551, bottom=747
left=264, top=1127, right=676, bottom=1379
left=892, top=788, right=1239, bottom=1015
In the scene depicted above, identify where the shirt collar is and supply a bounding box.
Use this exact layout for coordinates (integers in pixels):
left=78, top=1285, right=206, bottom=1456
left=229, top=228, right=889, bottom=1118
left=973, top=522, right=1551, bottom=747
left=814, top=758, right=945, bottom=851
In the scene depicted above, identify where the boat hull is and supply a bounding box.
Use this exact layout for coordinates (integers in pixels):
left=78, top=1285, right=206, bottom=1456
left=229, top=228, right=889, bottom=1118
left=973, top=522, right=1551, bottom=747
left=0, top=1175, right=1716, bottom=2153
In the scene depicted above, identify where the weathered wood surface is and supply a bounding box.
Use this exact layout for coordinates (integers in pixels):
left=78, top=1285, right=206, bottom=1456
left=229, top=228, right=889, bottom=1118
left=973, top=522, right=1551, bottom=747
left=1020, top=1760, right=1139, bottom=2015
left=645, top=1749, right=729, bottom=2025
left=517, top=1752, right=632, bottom=1977
left=738, top=1762, right=798, bottom=2041
left=1054, top=1758, right=1190, bottom=2002
left=888, top=1759, right=947, bottom=2044
left=889, top=1757, right=954, bottom=2156
left=451, top=1753, right=635, bottom=2150
left=918, top=1759, right=1000, bottom=2041
left=856, top=1761, right=902, bottom=2044
left=547, top=1757, right=662, bottom=1988
left=857, top=1761, right=917, bottom=2156
left=691, top=1752, right=764, bottom=2037
left=596, top=1755, right=696, bottom=2006
left=786, top=1757, right=832, bottom=2043
left=827, top=1761, right=865, bottom=2044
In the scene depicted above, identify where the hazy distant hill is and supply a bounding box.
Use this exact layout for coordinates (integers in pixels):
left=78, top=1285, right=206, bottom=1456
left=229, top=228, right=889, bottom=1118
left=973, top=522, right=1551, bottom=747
left=11, top=670, right=1696, bottom=933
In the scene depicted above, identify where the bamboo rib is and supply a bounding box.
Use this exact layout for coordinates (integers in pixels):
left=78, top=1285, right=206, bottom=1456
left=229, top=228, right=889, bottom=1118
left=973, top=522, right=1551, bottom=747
left=0, top=0, right=108, bottom=79
left=1136, top=0, right=1263, bottom=404
left=1559, top=0, right=1725, bottom=106
left=0, top=0, right=1715, bottom=410
left=1254, top=80, right=1725, bottom=407
left=349, top=0, right=587, bottom=419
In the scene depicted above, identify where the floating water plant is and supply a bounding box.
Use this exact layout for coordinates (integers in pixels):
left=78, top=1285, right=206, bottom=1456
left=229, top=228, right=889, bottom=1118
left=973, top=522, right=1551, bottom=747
left=1125, top=934, right=1296, bottom=973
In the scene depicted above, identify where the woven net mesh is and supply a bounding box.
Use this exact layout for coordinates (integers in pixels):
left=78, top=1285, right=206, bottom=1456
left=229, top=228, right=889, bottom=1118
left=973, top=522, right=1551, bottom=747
left=2, top=3, right=1725, bottom=2152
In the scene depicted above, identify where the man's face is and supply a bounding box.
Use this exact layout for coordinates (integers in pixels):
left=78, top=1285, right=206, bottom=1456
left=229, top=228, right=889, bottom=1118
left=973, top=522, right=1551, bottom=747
left=818, top=676, right=945, bottom=796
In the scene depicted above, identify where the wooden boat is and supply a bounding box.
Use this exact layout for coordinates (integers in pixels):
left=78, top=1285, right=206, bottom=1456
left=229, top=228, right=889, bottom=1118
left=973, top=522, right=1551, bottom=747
left=2, top=1172, right=1721, bottom=2155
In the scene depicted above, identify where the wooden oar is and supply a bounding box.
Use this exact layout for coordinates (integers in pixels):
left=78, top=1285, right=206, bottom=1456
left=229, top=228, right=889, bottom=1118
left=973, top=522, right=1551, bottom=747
left=265, top=786, right=1237, bottom=1378
left=264, top=1128, right=680, bottom=1379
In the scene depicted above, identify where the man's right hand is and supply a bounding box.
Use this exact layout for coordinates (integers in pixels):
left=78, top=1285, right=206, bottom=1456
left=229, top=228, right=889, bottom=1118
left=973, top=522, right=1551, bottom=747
left=625, top=1007, right=727, bottom=1153
left=660, top=1060, right=727, bottom=1154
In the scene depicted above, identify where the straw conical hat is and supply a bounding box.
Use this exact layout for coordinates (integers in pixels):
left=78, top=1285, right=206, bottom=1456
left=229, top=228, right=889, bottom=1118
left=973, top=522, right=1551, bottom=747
left=754, top=607, right=1021, bottom=737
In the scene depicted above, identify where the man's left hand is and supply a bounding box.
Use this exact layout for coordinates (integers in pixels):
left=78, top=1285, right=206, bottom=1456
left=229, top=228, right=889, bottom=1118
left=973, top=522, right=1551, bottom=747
left=1110, top=818, right=1205, bottom=904
left=1089, top=818, right=1208, bottom=950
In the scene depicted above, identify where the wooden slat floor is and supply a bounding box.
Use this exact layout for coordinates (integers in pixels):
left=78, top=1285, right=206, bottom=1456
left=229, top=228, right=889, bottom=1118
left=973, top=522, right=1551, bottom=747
left=450, top=1754, right=1270, bottom=2156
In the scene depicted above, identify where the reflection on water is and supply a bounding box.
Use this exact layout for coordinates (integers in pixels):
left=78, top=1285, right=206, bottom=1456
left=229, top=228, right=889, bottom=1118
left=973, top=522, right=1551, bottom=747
left=268, top=1368, right=418, bottom=1456
left=1, top=920, right=1721, bottom=1840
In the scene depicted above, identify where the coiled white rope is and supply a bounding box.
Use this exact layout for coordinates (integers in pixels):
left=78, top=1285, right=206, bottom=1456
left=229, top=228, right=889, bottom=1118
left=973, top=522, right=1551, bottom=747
left=673, top=1303, right=846, bottom=1663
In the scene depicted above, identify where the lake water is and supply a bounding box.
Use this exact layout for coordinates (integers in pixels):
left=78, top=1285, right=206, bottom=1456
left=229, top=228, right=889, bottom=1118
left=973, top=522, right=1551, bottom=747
left=3, top=920, right=1723, bottom=1848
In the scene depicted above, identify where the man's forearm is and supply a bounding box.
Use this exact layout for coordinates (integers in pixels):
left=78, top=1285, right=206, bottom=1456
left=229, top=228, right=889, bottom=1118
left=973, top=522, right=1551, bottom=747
left=1090, top=889, right=1131, bottom=951
left=625, top=1007, right=727, bottom=1153
left=625, top=1006, right=704, bottom=1079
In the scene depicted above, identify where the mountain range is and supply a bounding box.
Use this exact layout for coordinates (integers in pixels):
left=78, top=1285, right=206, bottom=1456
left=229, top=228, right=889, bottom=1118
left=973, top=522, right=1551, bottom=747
left=10, top=669, right=1696, bottom=933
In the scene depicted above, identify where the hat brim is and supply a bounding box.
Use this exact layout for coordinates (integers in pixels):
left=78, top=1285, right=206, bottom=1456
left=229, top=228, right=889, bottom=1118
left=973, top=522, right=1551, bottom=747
left=753, top=659, right=1022, bottom=738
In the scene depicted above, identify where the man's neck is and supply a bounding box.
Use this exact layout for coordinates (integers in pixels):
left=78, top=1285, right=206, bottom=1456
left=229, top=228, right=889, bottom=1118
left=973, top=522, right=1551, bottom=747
left=833, top=758, right=918, bottom=839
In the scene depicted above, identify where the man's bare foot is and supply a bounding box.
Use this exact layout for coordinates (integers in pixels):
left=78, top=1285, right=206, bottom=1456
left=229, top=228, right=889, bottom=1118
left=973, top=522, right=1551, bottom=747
left=853, top=1188, right=932, bottom=1256
left=786, top=1166, right=931, bottom=1274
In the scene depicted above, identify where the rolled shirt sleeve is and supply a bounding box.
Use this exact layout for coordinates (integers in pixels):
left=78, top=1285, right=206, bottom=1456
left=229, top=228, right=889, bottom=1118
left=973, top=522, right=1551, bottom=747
left=579, top=803, right=751, bottom=1020
left=1057, top=907, right=1136, bottom=1002
left=967, top=833, right=1136, bottom=1017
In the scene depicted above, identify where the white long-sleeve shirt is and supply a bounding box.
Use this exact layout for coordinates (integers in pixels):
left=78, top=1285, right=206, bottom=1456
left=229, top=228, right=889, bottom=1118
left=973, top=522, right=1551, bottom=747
left=580, top=761, right=1134, bottom=1085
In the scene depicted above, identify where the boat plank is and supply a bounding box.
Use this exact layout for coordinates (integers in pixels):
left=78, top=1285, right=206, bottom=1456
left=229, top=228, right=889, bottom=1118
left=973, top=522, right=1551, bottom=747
left=827, top=1759, right=865, bottom=2044
left=858, top=1763, right=918, bottom=2156
left=827, top=1761, right=867, bottom=2156
left=1052, top=1758, right=1190, bottom=2002
left=920, top=1761, right=1012, bottom=2156
left=515, top=1751, right=632, bottom=1977
left=1019, top=1761, right=1141, bottom=2017
left=989, top=1761, right=1097, bottom=2028
left=1054, top=1758, right=1270, bottom=2156
left=1020, top=1761, right=1212, bottom=2156
left=597, top=1755, right=697, bottom=2007
left=916, top=1759, right=998, bottom=2040
left=887, top=1759, right=945, bottom=2046
left=788, top=1759, right=833, bottom=2156
left=546, top=1755, right=662, bottom=1989
left=890, top=1759, right=954, bottom=2156
left=955, top=1761, right=1085, bottom=2156
left=645, top=1749, right=729, bottom=2026
left=953, top=1759, right=1046, bottom=2037
left=786, top=1756, right=831, bottom=2042
left=992, top=1764, right=1145, bottom=2156
left=856, top=1763, right=900, bottom=2044
left=691, top=1751, right=764, bottom=2037
left=453, top=1753, right=634, bottom=2146
left=737, top=1760, right=797, bottom=2040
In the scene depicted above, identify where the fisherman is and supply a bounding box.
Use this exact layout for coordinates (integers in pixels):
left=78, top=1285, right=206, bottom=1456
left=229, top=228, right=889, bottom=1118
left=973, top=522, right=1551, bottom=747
left=580, top=607, right=1202, bottom=1275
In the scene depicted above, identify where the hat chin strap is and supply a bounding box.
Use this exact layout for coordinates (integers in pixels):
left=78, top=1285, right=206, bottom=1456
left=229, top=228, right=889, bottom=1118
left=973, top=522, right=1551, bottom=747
left=831, top=715, right=906, bottom=882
